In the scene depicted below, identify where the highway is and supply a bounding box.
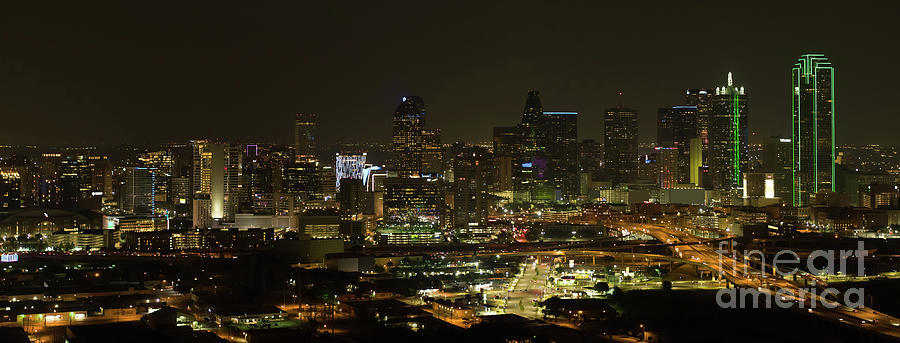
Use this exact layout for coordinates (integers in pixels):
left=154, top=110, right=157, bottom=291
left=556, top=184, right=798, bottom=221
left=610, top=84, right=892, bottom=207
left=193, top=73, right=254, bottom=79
left=615, top=222, right=900, bottom=340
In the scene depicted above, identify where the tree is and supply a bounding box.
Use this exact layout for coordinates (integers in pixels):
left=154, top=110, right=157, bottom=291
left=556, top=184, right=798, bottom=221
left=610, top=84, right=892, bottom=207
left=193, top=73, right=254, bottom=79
left=593, top=282, right=609, bottom=293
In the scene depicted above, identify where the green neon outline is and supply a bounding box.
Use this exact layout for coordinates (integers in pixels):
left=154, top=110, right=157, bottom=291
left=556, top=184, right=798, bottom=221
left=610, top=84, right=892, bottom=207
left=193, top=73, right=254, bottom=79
left=829, top=65, right=835, bottom=192
left=791, top=54, right=835, bottom=206
left=791, top=65, right=799, bottom=206
left=732, top=88, right=740, bottom=189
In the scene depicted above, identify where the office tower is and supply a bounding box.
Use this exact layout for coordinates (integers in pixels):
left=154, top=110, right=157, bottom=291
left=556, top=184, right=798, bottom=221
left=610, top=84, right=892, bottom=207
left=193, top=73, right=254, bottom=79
left=544, top=111, right=579, bottom=199
left=579, top=139, right=603, bottom=175
left=241, top=145, right=274, bottom=213
left=319, top=165, right=336, bottom=200
left=139, top=150, right=174, bottom=206
left=792, top=54, right=836, bottom=206
left=37, top=153, right=62, bottom=206
left=339, top=178, right=364, bottom=215
left=282, top=161, right=322, bottom=200
left=689, top=138, right=703, bottom=186
left=859, top=184, right=899, bottom=209
left=192, top=141, right=242, bottom=222
left=122, top=167, right=156, bottom=214
left=384, top=177, right=443, bottom=222
left=657, top=105, right=700, bottom=184
left=0, top=169, right=21, bottom=210
left=294, top=113, right=318, bottom=163
left=743, top=173, right=775, bottom=199
left=519, top=90, right=545, bottom=158
left=170, top=176, right=191, bottom=215
left=452, top=146, right=491, bottom=228
left=604, top=93, right=639, bottom=184
left=492, top=126, right=519, bottom=192
left=684, top=89, right=715, bottom=148
left=708, top=72, right=748, bottom=197
left=335, top=153, right=367, bottom=191
left=192, top=140, right=213, bottom=196
left=510, top=91, right=545, bottom=201
left=58, top=154, right=92, bottom=209
left=763, top=136, right=793, bottom=200
left=87, top=154, right=112, bottom=205
left=392, top=96, right=426, bottom=178
left=421, top=129, right=443, bottom=176
left=655, top=147, right=679, bottom=188
left=215, top=144, right=242, bottom=221
left=363, top=165, right=386, bottom=192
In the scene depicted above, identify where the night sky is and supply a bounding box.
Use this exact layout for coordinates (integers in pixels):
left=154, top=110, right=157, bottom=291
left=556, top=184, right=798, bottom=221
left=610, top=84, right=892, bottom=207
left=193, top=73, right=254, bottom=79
left=1, top=2, right=898, bottom=146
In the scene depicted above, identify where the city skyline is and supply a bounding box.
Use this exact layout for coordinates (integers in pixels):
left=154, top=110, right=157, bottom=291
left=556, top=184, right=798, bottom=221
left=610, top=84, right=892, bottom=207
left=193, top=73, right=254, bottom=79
left=1, top=3, right=899, bottom=146
left=4, top=5, right=900, bottom=343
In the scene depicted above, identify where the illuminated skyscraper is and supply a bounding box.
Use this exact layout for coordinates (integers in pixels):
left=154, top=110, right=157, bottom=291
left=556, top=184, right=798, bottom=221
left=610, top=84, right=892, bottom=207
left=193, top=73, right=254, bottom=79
left=492, top=126, right=519, bottom=192
left=451, top=146, right=491, bottom=228
left=192, top=141, right=242, bottom=222
left=294, top=113, right=317, bottom=163
left=509, top=91, right=545, bottom=200
left=657, top=105, right=699, bottom=184
left=544, top=111, right=579, bottom=199
left=391, top=96, right=426, bottom=178
left=58, top=155, right=91, bottom=209
left=282, top=161, right=322, bottom=200
left=0, top=169, right=21, bottom=210
left=421, top=129, right=443, bottom=176
left=792, top=54, right=835, bottom=206
left=763, top=136, right=793, bottom=201
left=122, top=167, right=156, bottom=214
left=708, top=73, right=748, bottom=197
left=604, top=93, right=639, bottom=185
left=519, top=90, right=544, bottom=159
left=335, top=153, right=367, bottom=191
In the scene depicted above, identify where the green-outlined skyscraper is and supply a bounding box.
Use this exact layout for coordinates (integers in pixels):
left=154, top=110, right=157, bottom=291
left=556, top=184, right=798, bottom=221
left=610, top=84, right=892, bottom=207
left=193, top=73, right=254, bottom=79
left=709, top=73, right=748, bottom=201
left=791, top=54, right=835, bottom=206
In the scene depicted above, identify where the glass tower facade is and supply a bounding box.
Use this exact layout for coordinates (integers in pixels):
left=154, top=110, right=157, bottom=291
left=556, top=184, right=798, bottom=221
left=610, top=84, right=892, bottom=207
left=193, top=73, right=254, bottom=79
left=791, top=54, right=835, bottom=206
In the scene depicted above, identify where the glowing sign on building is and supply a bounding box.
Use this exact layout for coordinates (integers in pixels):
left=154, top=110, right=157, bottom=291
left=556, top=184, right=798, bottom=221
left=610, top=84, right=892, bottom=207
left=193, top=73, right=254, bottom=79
left=335, top=153, right=367, bottom=190
left=1, top=253, right=18, bottom=263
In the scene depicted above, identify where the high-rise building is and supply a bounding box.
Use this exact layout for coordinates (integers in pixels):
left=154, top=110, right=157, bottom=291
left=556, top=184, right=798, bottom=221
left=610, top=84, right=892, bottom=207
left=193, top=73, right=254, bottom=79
left=139, top=150, right=174, bottom=206
left=544, top=111, right=579, bottom=199
left=58, top=154, right=92, bottom=209
left=391, top=96, right=426, bottom=178
left=335, top=153, right=366, bottom=191
left=384, top=177, right=443, bottom=222
left=792, top=54, right=836, bottom=206
left=0, top=169, right=21, bottom=210
left=338, top=178, right=364, bottom=215
left=519, top=90, right=545, bottom=160
left=240, top=144, right=274, bottom=213
left=604, top=93, right=639, bottom=185
left=684, top=88, right=715, bottom=150
left=451, top=146, right=491, bottom=228
left=421, top=129, right=443, bottom=176
left=763, top=136, right=793, bottom=201
left=655, top=147, right=679, bottom=188
left=192, top=141, right=242, bottom=222
left=122, top=167, right=156, bottom=214
left=294, top=113, right=318, bottom=163
left=708, top=73, right=748, bottom=197
left=492, top=126, right=519, bottom=192
left=283, top=161, right=322, bottom=200
left=509, top=91, right=545, bottom=201
left=657, top=105, right=699, bottom=184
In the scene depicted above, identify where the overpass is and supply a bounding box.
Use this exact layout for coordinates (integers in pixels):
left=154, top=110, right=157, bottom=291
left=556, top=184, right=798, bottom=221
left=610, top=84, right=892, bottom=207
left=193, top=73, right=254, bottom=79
left=609, top=222, right=900, bottom=339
